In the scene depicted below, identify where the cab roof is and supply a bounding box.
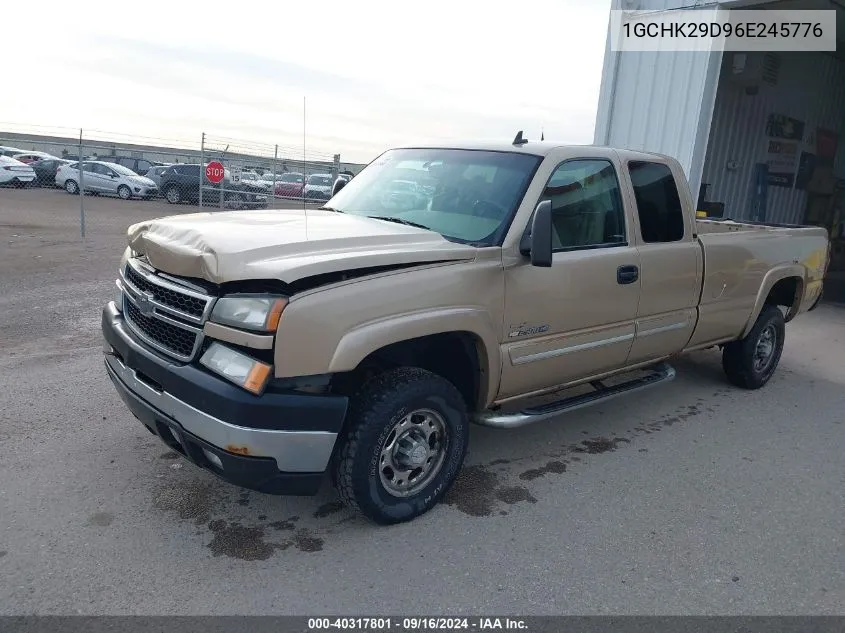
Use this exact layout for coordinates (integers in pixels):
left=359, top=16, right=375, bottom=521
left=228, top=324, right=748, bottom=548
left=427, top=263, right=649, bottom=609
left=390, top=138, right=674, bottom=163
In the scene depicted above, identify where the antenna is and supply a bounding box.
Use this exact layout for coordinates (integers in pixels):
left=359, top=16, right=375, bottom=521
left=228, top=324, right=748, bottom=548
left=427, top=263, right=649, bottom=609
left=512, top=130, right=528, bottom=146
left=303, top=95, right=308, bottom=240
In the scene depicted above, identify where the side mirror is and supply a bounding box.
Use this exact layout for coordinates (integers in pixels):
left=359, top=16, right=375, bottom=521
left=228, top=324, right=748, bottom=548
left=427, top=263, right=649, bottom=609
left=331, top=177, right=347, bottom=196
left=519, top=200, right=553, bottom=267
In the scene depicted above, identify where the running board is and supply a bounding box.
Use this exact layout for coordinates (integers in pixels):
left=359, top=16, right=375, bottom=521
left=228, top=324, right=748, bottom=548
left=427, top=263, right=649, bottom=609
left=473, top=363, right=676, bottom=429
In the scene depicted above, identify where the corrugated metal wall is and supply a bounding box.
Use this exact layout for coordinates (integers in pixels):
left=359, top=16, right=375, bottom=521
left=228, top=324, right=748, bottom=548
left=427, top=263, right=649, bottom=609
left=701, top=51, right=845, bottom=223
left=594, top=0, right=729, bottom=199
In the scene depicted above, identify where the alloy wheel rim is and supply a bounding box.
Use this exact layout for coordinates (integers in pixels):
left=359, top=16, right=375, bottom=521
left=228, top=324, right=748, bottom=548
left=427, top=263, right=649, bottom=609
left=753, top=324, right=777, bottom=373
left=378, top=408, right=449, bottom=498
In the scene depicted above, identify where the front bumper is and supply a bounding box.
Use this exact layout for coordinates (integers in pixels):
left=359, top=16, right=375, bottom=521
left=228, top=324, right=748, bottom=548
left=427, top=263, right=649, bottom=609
left=102, top=302, right=348, bottom=495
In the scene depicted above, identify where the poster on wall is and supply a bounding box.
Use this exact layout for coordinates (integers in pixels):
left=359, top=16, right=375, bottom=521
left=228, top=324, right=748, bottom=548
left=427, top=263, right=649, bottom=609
left=765, top=114, right=805, bottom=142
left=765, top=138, right=799, bottom=188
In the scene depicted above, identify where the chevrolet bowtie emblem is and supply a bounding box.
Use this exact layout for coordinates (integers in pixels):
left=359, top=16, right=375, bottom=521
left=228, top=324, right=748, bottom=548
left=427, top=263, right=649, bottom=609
left=136, top=291, right=155, bottom=316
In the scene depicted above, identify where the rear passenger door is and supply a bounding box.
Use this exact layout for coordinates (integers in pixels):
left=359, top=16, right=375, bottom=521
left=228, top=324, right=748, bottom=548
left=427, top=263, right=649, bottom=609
left=80, top=162, right=102, bottom=192
left=625, top=160, right=702, bottom=364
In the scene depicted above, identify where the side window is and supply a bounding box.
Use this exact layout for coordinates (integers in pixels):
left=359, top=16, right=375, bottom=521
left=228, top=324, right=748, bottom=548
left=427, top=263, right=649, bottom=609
left=628, top=161, right=685, bottom=243
left=179, top=165, right=200, bottom=177
left=541, top=159, right=626, bottom=251
left=82, top=163, right=97, bottom=173
left=137, top=160, right=152, bottom=173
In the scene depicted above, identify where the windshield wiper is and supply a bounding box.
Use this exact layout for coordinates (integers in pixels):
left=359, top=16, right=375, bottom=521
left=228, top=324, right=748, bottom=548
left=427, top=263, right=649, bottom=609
left=319, top=205, right=343, bottom=213
left=366, top=216, right=432, bottom=231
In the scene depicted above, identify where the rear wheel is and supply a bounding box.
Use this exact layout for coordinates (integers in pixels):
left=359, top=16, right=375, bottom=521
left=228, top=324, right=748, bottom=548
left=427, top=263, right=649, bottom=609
left=164, top=185, right=181, bottom=204
left=722, top=304, right=786, bottom=389
left=333, top=367, right=469, bottom=524
left=117, top=185, right=132, bottom=200
left=65, top=179, right=79, bottom=195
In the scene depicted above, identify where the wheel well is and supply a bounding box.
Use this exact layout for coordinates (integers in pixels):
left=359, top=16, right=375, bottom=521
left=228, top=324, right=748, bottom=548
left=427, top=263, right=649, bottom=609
left=332, top=332, right=485, bottom=411
left=765, top=276, right=801, bottom=317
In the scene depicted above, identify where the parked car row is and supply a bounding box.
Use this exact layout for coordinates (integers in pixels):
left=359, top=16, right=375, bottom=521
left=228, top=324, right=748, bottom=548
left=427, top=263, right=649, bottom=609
left=1, top=144, right=353, bottom=206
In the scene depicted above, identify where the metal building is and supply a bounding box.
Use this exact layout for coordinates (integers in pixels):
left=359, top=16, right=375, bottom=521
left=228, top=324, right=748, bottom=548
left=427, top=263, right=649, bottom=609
left=594, top=0, right=845, bottom=270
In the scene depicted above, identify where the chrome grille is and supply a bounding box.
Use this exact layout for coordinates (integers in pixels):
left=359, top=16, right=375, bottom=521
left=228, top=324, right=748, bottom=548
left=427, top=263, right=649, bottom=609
left=124, top=300, right=198, bottom=359
left=125, top=264, right=206, bottom=318
left=119, top=258, right=215, bottom=361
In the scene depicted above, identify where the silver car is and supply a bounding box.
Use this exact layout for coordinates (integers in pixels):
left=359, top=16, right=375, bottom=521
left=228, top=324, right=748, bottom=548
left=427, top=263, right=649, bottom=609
left=144, top=165, right=171, bottom=190
left=56, top=161, right=159, bottom=199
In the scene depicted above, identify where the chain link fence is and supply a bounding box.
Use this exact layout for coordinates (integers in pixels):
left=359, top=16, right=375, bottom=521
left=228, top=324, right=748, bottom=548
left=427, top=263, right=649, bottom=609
left=0, top=124, right=364, bottom=237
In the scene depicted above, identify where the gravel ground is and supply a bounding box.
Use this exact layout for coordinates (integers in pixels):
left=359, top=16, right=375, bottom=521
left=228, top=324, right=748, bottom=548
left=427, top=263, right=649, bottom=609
left=0, top=187, right=843, bottom=615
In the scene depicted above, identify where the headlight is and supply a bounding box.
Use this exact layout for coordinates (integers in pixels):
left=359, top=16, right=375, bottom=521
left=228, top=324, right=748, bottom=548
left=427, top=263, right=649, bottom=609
left=200, top=342, right=272, bottom=395
left=210, top=295, right=287, bottom=332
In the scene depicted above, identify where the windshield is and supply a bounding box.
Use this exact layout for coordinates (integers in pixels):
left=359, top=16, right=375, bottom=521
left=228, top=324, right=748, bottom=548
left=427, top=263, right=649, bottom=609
left=308, top=175, right=332, bottom=186
left=109, top=163, right=140, bottom=176
left=281, top=173, right=303, bottom=183
left=325, top=148, right=542, bottom=245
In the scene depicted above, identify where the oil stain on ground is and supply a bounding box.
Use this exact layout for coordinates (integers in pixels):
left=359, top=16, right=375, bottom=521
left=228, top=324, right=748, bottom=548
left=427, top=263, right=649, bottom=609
left=443, top=464, right=538, bottom=517
left=207, top=520, right=323, bottom=559
left=269, top=516, right=299, bottom=531
left=453, top=395, right=722, bottom=516
left=208, top=520, right=281, bottom=561
left=574, top=437, right=631, bottom=454
left=495, top=486, right=537, bottom=505
left=154, top=481, right=219, bottom=525
left=519, top=460, right=567, bottom=481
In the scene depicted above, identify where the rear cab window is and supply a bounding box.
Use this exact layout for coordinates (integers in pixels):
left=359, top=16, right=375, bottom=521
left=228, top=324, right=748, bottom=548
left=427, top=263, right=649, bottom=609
left=627, top=161, right=685, bottom=243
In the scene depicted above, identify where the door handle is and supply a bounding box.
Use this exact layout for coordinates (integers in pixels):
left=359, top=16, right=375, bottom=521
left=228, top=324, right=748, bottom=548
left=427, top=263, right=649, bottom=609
left=617, top=265, right=639, bottom=285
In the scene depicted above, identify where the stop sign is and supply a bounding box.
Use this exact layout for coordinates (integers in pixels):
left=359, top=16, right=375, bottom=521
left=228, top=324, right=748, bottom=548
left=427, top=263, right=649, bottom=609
left=205, top=161, right=225, bottom=184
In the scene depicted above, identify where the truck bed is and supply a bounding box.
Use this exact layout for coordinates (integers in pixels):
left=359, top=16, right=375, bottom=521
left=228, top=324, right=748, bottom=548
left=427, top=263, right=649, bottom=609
left=686, top=218, right=829, bottom=349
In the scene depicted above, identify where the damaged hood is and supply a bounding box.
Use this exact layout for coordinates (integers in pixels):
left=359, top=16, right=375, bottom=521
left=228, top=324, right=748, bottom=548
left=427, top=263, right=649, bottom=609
left=126, top=208, right=478, bottom=284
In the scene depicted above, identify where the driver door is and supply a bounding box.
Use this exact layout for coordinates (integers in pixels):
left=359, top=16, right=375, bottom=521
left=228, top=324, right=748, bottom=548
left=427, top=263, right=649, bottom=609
left=499, top=157, right=641, bottom=399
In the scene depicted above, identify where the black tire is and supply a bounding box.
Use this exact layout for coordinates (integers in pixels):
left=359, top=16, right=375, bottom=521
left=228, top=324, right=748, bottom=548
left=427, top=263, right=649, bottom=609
left=722, top=304, right=785, bottom=389
left=117, top=185, right=132, bottom=200
left=164, top=185, right=181, bottom=204
left=65, top=179, right=79, bottom=195
left=225, top=192, right=245, bottom=210
left=334, top=367, right=469, bottom=524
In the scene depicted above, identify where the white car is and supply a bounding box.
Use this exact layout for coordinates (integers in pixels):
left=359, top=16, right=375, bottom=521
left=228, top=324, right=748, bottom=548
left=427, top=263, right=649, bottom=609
left=0, top=145, right=25, bottom=157
left=303, top=173, right=333, bottom=200
left=56, top=160, right=159, bottom=199
left=0, top=156, right=36, bottom=186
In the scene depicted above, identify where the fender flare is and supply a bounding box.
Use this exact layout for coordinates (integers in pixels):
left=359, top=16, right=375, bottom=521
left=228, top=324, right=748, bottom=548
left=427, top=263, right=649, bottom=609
left=329, top=307, right=501, bottom=408
left=740, top=265, right=805, bottom=339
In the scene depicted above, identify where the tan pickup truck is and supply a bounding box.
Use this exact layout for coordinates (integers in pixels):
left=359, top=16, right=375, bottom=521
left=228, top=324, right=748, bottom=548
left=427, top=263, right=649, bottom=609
left=102, top=137, right=830, bottom=524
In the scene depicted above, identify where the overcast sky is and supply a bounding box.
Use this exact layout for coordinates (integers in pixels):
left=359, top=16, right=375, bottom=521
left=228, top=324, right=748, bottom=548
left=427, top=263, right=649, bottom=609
left=3, top=0, right=612, bottom=164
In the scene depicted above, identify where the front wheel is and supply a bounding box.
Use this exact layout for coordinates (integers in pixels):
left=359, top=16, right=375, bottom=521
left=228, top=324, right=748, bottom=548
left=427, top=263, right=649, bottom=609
left=117, top=185, right=132, bottom=200
left=225, top=192, right=245, bottom=210
left=334, top=368, right=469, bottom=524
left=722, top=304, right=786, bottom=389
